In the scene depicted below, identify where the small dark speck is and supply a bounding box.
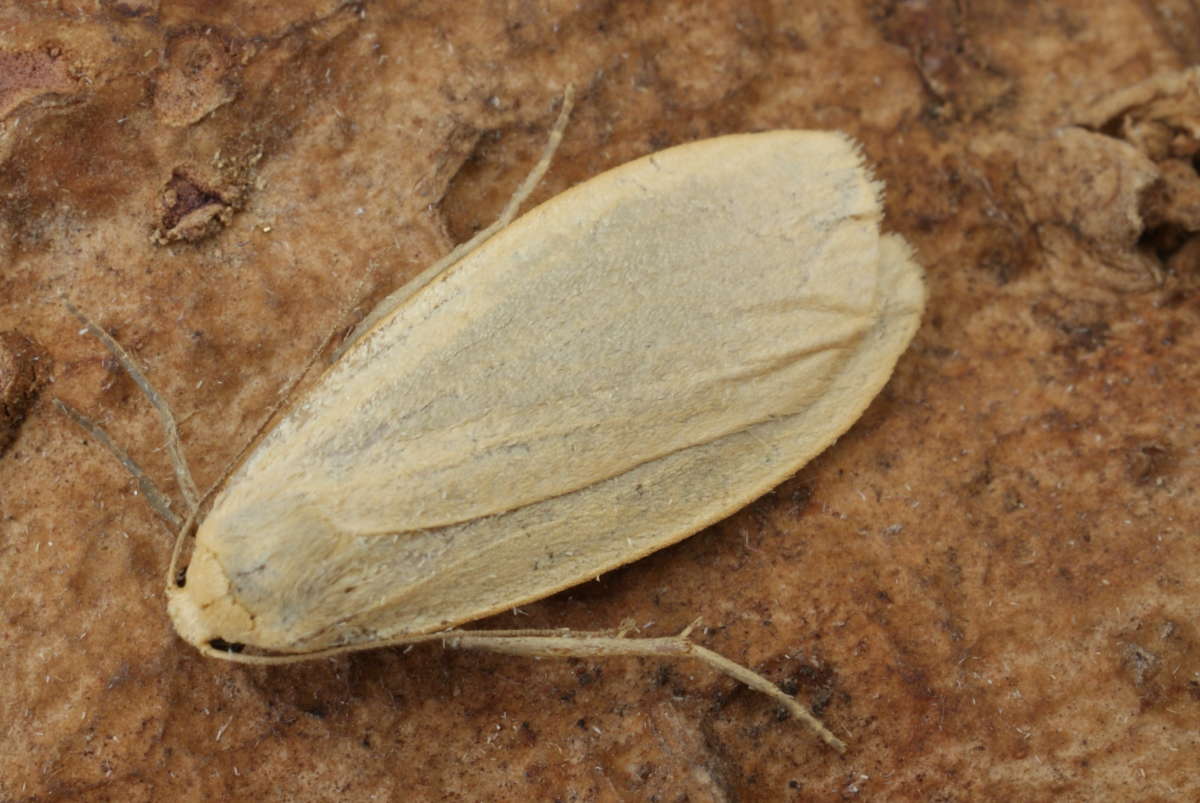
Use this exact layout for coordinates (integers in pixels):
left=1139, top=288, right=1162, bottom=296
left=649, top=131, right=672, bottom=150
left=208, top=638, right=244, bottom=653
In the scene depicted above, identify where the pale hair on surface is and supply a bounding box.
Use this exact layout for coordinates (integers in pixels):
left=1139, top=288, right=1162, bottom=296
left=60, top=87, right=925, bottom=753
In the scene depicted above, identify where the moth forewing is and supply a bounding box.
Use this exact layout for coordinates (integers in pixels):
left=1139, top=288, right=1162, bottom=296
left=67, top=96, right=924, bottom=754
left=180, top=131, right=923, bottom=653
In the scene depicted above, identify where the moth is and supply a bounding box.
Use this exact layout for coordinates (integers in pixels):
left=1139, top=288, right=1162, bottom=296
left=60, top=89, right=925, bottom=752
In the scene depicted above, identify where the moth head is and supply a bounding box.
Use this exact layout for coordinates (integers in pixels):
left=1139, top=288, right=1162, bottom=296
left=166, top=541, right=257, bottom=652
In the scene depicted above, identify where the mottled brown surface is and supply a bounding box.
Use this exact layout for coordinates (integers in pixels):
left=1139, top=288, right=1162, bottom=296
left=2, top=1, right=1198, bottom=800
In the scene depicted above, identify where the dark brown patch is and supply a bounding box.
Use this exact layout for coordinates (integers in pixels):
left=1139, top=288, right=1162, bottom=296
left=1116, top=617, right=1200, bottom=714
left=870, top=0, right=1014, bottom=119
left=0, top=331, right=49, bottom=457
left=153, top=167, right=242, bottom=244
left=1124, top=441, right=1173, bottom=486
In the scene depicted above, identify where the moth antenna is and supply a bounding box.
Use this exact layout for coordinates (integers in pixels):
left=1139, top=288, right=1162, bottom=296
left=338, top=85, right=576, bottom=354
left=54, top=398, right=182, bottom=531
left=62, top=299, right=200, bottom=514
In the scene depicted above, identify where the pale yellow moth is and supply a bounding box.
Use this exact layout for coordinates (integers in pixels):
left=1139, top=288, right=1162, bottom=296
left=60, top=89, right=924, bottom=752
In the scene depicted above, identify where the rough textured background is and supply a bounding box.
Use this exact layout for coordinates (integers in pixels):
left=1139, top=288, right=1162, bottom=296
left=2, top=1, right=1198, bottom=800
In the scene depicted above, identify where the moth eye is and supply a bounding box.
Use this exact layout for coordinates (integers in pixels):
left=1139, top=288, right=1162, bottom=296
left=208, top=638, right=245, bottom=654
left=175, top=565, right=188, bottom=588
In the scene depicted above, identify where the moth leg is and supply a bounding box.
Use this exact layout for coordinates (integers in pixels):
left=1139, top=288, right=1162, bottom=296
left=58, top=301, right=199, bottom=523
left=443, top=620, right=847, bottom=753
left=193, top=619, right=844, bottom=749
left=191, top=615, right=844, bottom=749
left=340, top=85, right=575, bottom=353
